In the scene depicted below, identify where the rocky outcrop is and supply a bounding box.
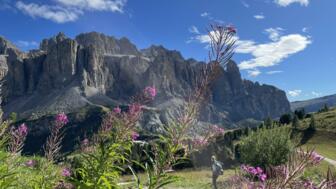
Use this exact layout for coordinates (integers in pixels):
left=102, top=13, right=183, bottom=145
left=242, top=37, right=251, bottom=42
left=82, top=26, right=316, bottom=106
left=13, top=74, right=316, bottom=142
left=0, top=32, right=291, bottom=129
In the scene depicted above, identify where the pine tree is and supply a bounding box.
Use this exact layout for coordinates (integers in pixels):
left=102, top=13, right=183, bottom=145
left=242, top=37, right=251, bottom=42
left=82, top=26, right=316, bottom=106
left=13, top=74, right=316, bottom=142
left=308, top=115, right=316, bottom=131
left=264, top=117, right=273, bottom=129
left=279, top=113, right=292, bottom=125
left=292, top=115, right=300, bottom=129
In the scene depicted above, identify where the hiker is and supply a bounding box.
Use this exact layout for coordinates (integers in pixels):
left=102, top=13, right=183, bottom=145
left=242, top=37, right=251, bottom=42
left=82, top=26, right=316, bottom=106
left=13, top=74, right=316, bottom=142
left=211, top=155, right=223, bottom=189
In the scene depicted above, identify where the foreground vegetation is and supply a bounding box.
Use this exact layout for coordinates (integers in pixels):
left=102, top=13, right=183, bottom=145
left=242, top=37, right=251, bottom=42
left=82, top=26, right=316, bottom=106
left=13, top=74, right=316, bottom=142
left=0, top=25, right=335, bottom=189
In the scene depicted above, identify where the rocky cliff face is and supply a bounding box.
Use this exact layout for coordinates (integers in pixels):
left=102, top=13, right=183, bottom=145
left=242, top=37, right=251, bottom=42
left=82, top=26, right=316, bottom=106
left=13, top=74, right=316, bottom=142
left=0, top=32, right=291, bottom=129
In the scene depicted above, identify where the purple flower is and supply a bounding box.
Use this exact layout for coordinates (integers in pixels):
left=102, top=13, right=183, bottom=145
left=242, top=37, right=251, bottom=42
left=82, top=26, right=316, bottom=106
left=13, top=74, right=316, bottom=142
left=131, top=131, right=139, bottom=141
left=144, top=86, right=157, bottom=99
left=18, top=123, right=28, bottom=137
left=192, top=137, right=208, bottom=147
left=256, top=167, right=263, bottom=174
left=55, top=181, right=75, bottom=189
left=310, top=151, right=324, bottom=165
left=259, top=173, right=267, bottom=182
left=113, top=106, right=121, bottom=114
left=211, top=125, right=225, bottom=135
left=248, top=167, right=258, bottom=175
left=82, top=138, right=89, bottom=146
left=304, top=180, right=317, bottom=189
left=25, top=159, right=37, bottom=167
left=128, top=103, right=142, bottom=115
left=55, top=113, right=69, bottom=126
left=61, top=168, right=71, bottom=177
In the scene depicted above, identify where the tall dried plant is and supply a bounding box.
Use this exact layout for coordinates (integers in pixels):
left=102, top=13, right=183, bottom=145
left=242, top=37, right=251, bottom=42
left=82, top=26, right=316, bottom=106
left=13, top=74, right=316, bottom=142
left=44, top=113, right=68, bottom=162
left=163, top=24, right=236, bottom=158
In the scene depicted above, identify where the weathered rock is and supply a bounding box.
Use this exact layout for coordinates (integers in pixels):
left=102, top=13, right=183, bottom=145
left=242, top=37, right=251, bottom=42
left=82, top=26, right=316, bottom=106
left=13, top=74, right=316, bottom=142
left=0, top=32, right=291, bottom=129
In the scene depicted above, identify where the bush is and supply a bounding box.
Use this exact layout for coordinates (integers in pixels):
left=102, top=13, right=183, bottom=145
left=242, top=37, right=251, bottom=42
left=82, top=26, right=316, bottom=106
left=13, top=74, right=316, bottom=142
left=239, top=126, right=294, bottom=168
left=294, top=108, right=306, bottom=120
left=292, top=115, right=300, bottom=129
left=279, top=113, right=292, bottom=125
left=308, top=115, right=316, bottom=131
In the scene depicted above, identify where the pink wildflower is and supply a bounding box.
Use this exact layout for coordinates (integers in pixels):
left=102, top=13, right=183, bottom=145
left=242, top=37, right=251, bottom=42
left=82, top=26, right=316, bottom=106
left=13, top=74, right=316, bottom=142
left=310, top=151, right=324, bottom=164
left=25, top=159, right=37, bottom=167
left=113, top=106, right=121, bottom=114
left=131, top=131, right=139, bottom=141
left=128, top=103, right=142, bottom=115
left=248, top=167, right=258, bottom=175
left=18, top=123, right=28, bottom=137
left=62, top=168, right=71, bottom=177
left=259, top=173, right=267, bottom=182
left=304, top=180, right=317, bottom=189
left=192, top=137, right=208, bottom=147
left=82, top=138, right=89, bottom=146
left=256, top=167, right=263, bottom=174
left=144, top=86, right=157, bottom=99
left=55, top=113, right=68, bottom=126
left=211, top=125, right=225, bottom=135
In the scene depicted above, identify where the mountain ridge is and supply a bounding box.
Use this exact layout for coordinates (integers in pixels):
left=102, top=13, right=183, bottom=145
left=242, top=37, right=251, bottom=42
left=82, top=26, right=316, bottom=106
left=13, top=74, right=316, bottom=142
left=291, top=94, right=336, bottom=112
left=0, top=32, right=291, bottom=130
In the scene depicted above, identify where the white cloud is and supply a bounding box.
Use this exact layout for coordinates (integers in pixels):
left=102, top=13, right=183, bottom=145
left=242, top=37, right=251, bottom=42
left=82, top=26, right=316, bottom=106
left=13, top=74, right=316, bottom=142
left=55, top=0, right=127, bottom=13
left=15, top=0, right=126, bottom=23
left=274, top=0, right=309, bottom=7
left=201, top=12, right=209, bottom=17
left=16, top=40, right=39, bottom=48
left=312, top=91, right=322, bottom=97
left=16, top=1, right=81, bottom=23
left=235, top=40, right=257, bottom=53
left=266, top=70, right=283, bottom=74
left=190, top=27, right=311, bottom=76
left=238, top=34, right=311, bottom=70
left=302, top=27, right=309, bottom=33
left=254, top=14, right=265, bottom=20
left=247, top=69, right=261, bottom=77
left=189, top=26, right=200, bottom=34
left=265, top=27, right=284, bottom=41
left=288, top=90, right=302, bottom=97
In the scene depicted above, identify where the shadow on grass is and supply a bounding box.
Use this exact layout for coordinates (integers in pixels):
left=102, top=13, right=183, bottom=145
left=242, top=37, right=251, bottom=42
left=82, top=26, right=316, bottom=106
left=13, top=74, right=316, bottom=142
left=300, top=128, right=316, bottom=145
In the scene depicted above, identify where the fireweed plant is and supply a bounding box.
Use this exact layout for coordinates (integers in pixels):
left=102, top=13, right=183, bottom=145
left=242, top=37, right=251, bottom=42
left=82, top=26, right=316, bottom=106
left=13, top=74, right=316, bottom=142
left=44, top=113, right=69, bottom=162
left=68, top=86, right=158, bottom=188
left=162, top=24, right=236, bottom=164
left=0, top=114, right=66, bottom=188
left=227, top=149, right=336, bottom=189
left=128, top=24, right=236, bottom=188
left=0, top=25, right=334, bottom=189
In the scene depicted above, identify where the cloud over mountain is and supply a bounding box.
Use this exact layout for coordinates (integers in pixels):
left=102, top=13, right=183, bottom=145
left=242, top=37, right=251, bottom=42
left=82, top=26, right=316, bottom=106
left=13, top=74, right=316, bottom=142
left=15, top=0, right=127, bottom=23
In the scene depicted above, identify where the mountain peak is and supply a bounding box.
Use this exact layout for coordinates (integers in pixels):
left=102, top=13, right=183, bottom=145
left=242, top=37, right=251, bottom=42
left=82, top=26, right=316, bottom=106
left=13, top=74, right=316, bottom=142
left=75, top=31, right=139, bottom=55
left=141, top=45, right=184, bottom=61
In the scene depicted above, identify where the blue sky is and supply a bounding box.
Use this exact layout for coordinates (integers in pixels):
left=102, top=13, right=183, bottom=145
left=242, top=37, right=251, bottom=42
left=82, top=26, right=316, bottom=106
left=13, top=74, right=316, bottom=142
left=0, top=0, right=335, bottom=102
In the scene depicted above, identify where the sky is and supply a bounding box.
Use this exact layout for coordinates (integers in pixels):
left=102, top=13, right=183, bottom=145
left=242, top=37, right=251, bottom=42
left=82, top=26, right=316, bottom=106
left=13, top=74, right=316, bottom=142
left=0, top=0, right=336, bottom=102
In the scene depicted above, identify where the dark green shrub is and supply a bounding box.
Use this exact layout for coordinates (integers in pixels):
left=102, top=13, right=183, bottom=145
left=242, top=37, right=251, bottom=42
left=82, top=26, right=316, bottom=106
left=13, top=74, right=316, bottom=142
left=264, top=117, right=273, bottom=129
left=292, top=115, right=300, bottom=129
left=239, top=127, right=294, bottom=168
left=279, top=113, right=292, bottom=125
left=308, top=115, right=316, bottom=131
left=294, top=108, right=306, bottom=120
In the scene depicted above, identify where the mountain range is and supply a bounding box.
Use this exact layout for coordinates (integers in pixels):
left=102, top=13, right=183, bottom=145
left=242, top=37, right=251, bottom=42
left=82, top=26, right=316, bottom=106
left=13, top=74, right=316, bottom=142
left=291, top=94, right=336, bottom=112
left=0, top=32, right=291, bottom=152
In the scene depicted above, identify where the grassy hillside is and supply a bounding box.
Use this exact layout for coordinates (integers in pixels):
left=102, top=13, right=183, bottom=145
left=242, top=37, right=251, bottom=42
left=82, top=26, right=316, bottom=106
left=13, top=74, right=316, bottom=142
left=299, top=107, right=336, bottom=159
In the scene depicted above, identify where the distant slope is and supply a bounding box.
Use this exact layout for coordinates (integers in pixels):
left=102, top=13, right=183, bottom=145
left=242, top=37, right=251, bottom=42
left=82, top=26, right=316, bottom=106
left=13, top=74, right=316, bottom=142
left=299, top=108, right=336, bottom=163
left=291, top=94, right=336, bottom=112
